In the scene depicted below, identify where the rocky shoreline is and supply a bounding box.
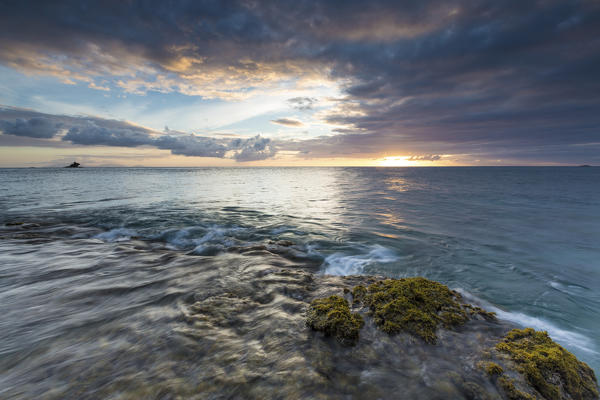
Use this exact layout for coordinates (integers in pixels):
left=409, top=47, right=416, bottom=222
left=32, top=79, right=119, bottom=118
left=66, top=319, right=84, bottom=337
left=0, top=225, right=598, bottom=399
left=174, top=245, right=598, bottom=399
left=306, top=275, right=598, bottom=399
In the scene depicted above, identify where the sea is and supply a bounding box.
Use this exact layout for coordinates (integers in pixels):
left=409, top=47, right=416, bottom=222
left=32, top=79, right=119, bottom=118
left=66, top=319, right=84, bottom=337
left=1, top=167, right=598, bottom=397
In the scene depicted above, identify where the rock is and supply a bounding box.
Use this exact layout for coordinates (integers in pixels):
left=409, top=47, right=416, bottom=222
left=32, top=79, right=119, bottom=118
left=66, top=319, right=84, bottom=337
left=306, top=295, right=364, bottom=346
left=495, top=328, right=599, bottom=400
left=306, top=276, right=598, bottom=399
left=351, top=277, right=480, bottom=343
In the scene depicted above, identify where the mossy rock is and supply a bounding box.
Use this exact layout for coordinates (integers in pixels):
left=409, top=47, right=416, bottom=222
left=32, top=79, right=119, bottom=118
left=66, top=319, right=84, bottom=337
left=356, top=277, right=469, bottom=343
left=351, top=285, right=367, bottom=305
left=465, top=304, right=498, bottom=321
left=496, top=328, right=599, bottom=400
left=306, top=295, right=364, bottom=346
left=497, top=376, right=536, bottom=400
left=484, top=362, right=504, bottom=377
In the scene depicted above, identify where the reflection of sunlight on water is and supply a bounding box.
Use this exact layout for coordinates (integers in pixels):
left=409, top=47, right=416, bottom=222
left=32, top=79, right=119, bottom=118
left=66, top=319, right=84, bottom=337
left=384, top=177, right=411, bottom=193
left=372, top=230, right=400, bottom=239
left=170, top=168, right=345, bottom=226
left=2, top=167, right=600, bottom=378
left=374, top=212, right=406, bottom=227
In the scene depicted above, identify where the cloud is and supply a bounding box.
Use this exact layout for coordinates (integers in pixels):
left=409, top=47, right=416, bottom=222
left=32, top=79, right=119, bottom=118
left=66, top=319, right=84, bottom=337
left=0, top=107, right=279, bottom=162
left=271, top=118, right=304, bottom=127
left=0, top=117, right=62, bottom=138
left=63, top=124, right=153, bottom=147
left=407, top=155, right=441, bottom=161
left=1, top=1, right=600, bottom=164
left=154, top=134, right=227, bottom=158
left=287, top=97, right=317, bottom=110
left=229, top=135, right=277, bottom=161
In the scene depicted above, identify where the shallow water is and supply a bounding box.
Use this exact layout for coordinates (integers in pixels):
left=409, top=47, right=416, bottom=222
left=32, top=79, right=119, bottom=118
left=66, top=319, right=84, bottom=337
left=0, top=167, right=599, bottom=397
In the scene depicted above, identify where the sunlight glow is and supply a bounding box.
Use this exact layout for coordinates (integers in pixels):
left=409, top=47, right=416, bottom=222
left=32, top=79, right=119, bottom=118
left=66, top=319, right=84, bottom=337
left=377, top=156, right=420, bottom=167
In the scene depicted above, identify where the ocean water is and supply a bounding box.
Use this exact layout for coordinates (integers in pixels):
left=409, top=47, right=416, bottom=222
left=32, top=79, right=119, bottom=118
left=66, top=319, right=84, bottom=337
left=0, top=167, right=599, bottom=397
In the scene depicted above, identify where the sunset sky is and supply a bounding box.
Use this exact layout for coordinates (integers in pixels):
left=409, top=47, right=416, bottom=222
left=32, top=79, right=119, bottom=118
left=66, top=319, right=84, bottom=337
left=0, top=0, right=599, bottom=167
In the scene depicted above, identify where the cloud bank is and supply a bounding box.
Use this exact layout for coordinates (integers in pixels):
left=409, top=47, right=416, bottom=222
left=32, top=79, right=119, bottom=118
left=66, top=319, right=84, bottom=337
left=0, top=118, right=63, bottom=139
left=0, top=1, right=599, bottom=164
left=0, top=107, right=277, bottom=162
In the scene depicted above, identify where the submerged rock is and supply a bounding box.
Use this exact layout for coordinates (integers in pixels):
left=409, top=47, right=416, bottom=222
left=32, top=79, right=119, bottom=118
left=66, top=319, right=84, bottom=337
left=11, top=242, right=594, bottom=400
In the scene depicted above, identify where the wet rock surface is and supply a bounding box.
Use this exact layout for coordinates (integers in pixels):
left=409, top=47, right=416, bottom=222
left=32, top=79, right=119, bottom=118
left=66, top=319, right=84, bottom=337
left=0, top=236, right=597, bottom=399
left=169, top=253, right=598, bottom=399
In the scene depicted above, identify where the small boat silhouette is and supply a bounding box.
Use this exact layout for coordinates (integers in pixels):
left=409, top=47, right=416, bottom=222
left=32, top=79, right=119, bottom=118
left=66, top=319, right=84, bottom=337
left=65, top=161, right=81, bottom=168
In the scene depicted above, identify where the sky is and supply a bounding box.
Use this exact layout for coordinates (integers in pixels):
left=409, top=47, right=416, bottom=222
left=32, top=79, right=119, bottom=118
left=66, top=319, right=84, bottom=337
left=0, top=0, right=599, bottom=167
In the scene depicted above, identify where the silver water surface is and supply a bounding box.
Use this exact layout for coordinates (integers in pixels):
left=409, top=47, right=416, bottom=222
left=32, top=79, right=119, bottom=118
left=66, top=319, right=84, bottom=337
left=1, top=166, right=599, bottom=394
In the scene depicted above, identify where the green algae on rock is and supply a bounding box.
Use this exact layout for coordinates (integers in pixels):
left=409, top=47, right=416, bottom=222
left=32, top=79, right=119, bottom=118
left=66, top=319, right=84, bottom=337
left=484, top=362, right=504, bottom=377
left=497, top=376, right=536, bottom=400
left=496, top=328, right=599, bottom=400
left=306, top=295, right=364, bottom=346
left=465, top=304, right=498, bottom=321
left=351, top=285, right=367, bottom=305
left=356, top=277, right=472, bottom=343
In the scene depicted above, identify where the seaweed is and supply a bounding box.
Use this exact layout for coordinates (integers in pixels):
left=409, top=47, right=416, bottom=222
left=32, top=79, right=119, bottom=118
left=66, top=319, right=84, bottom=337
left=464, top=304, right=498, bottom=321
left=351, top=285, right=367, bottom=305
left=484, top=362, right=504, bottom=377
left=306, top=295, right=364, bottom=346
left=497, top=376, right=536, bottom=400
left=496, top=328, right=599, bottom=400
left=356, top=277, right=468, bottom=343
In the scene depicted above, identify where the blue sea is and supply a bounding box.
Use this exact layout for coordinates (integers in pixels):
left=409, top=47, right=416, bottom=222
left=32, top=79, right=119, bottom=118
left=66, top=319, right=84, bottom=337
left=1, top=167, right=599, bottom=397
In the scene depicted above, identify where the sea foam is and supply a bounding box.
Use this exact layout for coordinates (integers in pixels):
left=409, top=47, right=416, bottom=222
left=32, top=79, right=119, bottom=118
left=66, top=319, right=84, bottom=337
left=323, top=244, right=398, bottom=275
left=456, top=289, right=598, bottom=356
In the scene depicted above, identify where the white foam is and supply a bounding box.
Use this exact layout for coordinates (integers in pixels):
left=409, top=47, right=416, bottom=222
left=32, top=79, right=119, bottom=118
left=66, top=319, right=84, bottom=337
left=323, top=245, right=398, bottom=275
left=456, top=289, right=598, bottom=356
left=94, top=228, right=138, bottom=242
left=168, top=227, right=194, bottom=247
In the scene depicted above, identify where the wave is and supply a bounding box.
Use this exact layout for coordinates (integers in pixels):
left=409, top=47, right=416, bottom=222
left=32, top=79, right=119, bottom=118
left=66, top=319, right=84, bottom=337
left=456, top=289, right=598, bottom=356
left=93, top=228, right=138, bottom=242
left=323, top=244, right=398, bottom=275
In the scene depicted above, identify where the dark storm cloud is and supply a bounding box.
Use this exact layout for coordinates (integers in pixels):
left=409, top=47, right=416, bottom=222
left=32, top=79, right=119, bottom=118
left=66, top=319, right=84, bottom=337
left=0, top=117, right=62, bottom=138
left=63, top=124, right=153, bottom=147
left=0, top=107, right=277, bottom=161
left=1, top=1, right=599, bottom=163
left=312, top=1, right=600, bottom=162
